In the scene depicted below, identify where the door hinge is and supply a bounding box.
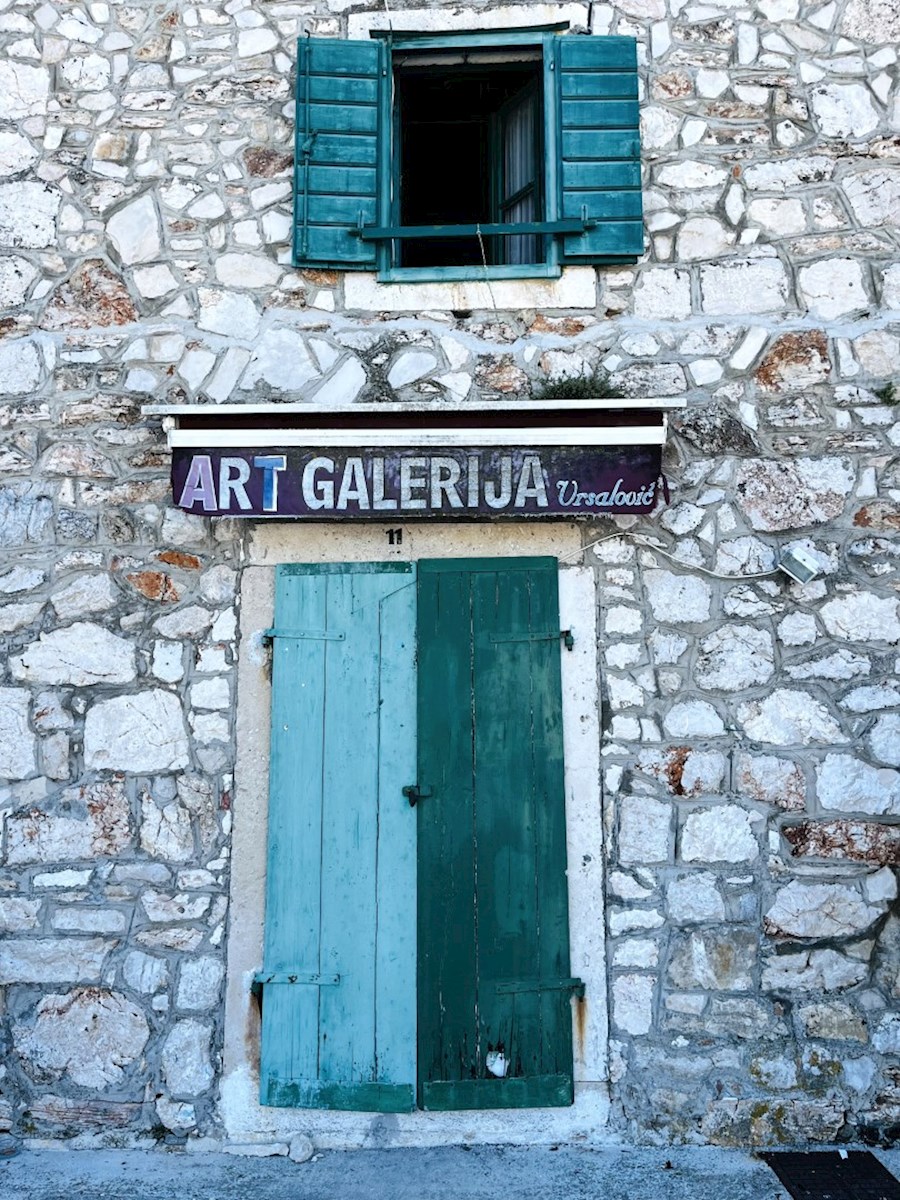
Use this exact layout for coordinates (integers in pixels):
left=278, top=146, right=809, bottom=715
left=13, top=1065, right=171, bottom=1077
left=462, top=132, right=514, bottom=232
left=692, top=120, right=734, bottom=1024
left=262, top=627, right=345, bottom=643
left=495, top=977, right=585, bottom=998
left=490, top=630, right=574, bottom=650
left=402, top=784, right=433, bottom=807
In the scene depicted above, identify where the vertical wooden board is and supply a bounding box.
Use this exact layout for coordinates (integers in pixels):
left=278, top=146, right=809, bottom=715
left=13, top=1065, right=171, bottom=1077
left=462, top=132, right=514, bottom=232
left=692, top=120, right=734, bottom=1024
left=471, top=568, right=541, bottom=1082
left=526, top=565, right=574, bottom=1085
left=260, top=571, right=329, bottom=1096
left=317, top=573, right=379, bottom=1083
left=416, top=566, right=477, bottom=1099
left=373, top=575, right=417, bottom=1088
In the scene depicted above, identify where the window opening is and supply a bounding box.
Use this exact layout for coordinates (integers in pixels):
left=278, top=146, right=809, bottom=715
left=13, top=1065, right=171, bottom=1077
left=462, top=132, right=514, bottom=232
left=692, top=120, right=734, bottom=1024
left=394, top=50, right=544, bottom=270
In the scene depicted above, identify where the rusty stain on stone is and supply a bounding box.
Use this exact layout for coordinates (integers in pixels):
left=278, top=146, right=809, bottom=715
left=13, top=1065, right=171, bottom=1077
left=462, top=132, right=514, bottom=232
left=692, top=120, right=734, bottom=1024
left=40, top=260, right=137, bottom=331
left=126, top=571, right=180, bottom=603
left=784, top=820, right=900, bottom=866
left=854, top=503, right=900, bottom=531
left=157, top=550, right=201, bottom=570
left=756, top=331, right=830, bottom=393
left=243, top=147, right=292, bottom=177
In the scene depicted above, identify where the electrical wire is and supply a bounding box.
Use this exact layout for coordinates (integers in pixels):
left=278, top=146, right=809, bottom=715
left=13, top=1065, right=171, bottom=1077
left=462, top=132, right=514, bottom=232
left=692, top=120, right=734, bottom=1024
left=561, top=529, right=781, bottom=581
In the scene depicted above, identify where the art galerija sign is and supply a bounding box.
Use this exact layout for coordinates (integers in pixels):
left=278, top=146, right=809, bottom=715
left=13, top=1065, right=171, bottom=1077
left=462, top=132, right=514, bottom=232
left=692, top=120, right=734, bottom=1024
left=172, top=446, right=664, bottom=519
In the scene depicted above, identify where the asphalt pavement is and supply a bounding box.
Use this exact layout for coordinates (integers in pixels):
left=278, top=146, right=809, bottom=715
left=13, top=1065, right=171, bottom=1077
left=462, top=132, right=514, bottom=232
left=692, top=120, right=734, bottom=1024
left=4, top=1144, right=900, bottom=1200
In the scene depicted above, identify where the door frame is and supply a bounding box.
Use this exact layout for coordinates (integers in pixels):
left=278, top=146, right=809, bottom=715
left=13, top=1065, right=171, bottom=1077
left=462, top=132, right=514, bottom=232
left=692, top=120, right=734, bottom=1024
left=222, top=522, right=608, bottom=1147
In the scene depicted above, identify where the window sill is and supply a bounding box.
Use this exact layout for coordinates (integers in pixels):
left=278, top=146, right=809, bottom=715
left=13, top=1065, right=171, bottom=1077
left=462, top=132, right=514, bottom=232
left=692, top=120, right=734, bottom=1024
left=343, top=266, right=597, bottom=313
left=379, top=263, right=562, bottom=285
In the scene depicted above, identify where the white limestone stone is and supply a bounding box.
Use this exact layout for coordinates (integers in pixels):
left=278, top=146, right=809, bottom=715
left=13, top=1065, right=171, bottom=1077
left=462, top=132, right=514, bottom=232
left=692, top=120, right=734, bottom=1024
left=738, top=689, right=841, bottom=745
left=843, top=168, right=900, bottom=228
left=730, top=328, right=768, bottom=370
left=612, top=974, right=654, bottom=1036
left=157, top=1098, right=197, bottom=1133
left=187, top=194, right=226, bottom=221
left=645, top=569, right=711, bottom=623
left=60, top=53, right=110, bottom=92
left=51, top=573, right=117, bottom=620
left=633, top=268, right=692, bottom=321
left=176, top=956, right=224, bottom=1011
left=864, top=867, right=897, bottom=903
left=840, top=684, right=900, bottom=713
left=0, top=602, right=43, bottom=634
left=11, top=623, right=136, bottom=686
left=0, top=256, right=38, bottom=307
left=154, top=606, right=214, bottom=638
left=162, top=1020, right=214, bottom=1097
left=778, top=613, right=817, bottom=645
left=696, top=70, right=729, bottom=99
left=700, top=258, right=789, bottom=315
left=388, top=351, right=438, bottom=389
left=761, top=948, right=867, bottom=991
left=123, top=950, right=168, bottom=994
left=605, top=606, right=642, bottom=635
left=821, top=591, right=900, bottom=643
left=0, top=62, right=49, bottom=118
left=695, top=624, right=774, bottom=691
left=747, top=198, right=806, bottom=236
left=289, top=1135, right=315, bottom=1164
left=798, top=258, right=867, bottom=319
left=310, top=357, right=367, bottom=405
left=0, top=688, right=35, bottom=779
left=140, top=793, right=194, bottom=861
left=0, top=182, right=59, bottom=249
left=0, top=132, right=38, bottom=179
left=133, top=264, right=178, bottom=299
left=241, top=327, right=320, bottom=391
left=682, top=807, right=759, bottom=863
left=18, top=989, right=149, bottom=1089
left=0, top=897, right=42, bottom=932
left=735, top=457, right=854, bottom=532
left=870, top=714, right=900, bottom=766
left=238, top=27, right=278, bottom=56
left=765, top=881, right=880, bottom=939
left=84, top=690, right=190, bottom=772
left=214, top=253, right=281, bottom=289
left=816, top=754, right=900, bottom=816
left=618, top=795, right=671, bottom=864
left=198, top=289, right=261, bottom=339
left=0, top=340, right=40, bottom=397
left=854, top=329, right=900, bottom=376
left=142, top=891, right=210, bottom=922
left=841, top=0, right=900, bottom=45
left=658, top=161, right=728, bottom=190
left=883, top=264, right=900, bottom=308
left=811, top=83, right=879, bottom=139
left=106, top=193, right=161, bottom=265
left=663, top=701, right=726, bottom=738
left=640, top=106, right=680, bottom=150
left=873, top=1015, right=900, bottom=1054
left=191, top=677, right=229, bottom=711
left=667, top=873, right=726, bottom=922
left=152, top=641, right=184, bottom=684
left=678, top=217, right=734, bottom=262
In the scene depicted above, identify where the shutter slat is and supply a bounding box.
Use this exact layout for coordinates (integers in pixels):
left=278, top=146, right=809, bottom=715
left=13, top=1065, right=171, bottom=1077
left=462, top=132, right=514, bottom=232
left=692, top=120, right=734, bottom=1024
left=294, top=38, right=383, bottom=268
left=556, top=35, right=643, bottom=263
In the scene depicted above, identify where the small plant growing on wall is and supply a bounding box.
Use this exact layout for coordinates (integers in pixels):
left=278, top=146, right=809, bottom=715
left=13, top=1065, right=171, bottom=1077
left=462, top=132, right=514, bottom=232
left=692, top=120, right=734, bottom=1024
left=532, top=367, right=626, bottom=401
left=874, top=382, right=898, bottom=405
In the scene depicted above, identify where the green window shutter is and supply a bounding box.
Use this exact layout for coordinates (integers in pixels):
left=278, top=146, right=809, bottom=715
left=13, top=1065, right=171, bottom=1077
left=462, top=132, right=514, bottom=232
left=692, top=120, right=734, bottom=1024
left=258, top=563, right=417, bottom=1112
left=293, top=38, right=385, bottom=269
left=555, top=35, right=643, bottom=263
left=416, top=558, right=576, bottom=1111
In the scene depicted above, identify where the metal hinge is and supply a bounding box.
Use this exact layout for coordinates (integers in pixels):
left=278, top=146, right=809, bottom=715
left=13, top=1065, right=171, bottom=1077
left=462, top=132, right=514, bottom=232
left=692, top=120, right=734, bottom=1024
left=495, top=977, right=585, bottom=998
left=490, top=630, right=574, bottom=650
left=262, top=628, right=345, bottom=643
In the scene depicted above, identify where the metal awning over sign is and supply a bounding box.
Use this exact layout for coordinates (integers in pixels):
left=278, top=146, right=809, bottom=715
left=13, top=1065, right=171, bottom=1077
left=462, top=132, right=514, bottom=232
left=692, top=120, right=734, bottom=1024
left=144, top=398, right=683, bottom=521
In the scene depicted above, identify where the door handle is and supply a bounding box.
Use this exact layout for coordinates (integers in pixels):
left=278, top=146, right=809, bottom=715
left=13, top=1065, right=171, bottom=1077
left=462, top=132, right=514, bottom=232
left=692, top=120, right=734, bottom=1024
left=402, top=784, right=433, bottom=807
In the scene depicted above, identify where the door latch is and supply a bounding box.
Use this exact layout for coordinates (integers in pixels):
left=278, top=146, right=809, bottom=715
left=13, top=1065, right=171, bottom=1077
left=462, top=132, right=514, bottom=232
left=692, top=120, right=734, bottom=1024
left=402, top=784, right=433, bottom=807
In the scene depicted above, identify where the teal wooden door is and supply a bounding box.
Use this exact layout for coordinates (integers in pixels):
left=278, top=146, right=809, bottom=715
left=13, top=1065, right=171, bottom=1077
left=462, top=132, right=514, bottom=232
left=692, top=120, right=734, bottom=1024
left=415, top=557, right=576, bottom=1110
left=258, top=563, right=417, bottom=1111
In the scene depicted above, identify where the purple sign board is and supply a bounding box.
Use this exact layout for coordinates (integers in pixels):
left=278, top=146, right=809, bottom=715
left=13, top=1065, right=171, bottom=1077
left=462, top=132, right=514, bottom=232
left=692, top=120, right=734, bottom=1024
left=171, top=446, right=663, bottom=519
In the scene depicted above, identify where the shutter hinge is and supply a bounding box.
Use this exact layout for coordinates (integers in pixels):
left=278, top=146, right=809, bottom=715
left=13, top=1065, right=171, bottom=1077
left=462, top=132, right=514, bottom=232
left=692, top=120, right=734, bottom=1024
left=252, top=971, right=341, bottom=992
left=489, top=630, right=574, bottom=650
left=263, top=627, right=345, bottom=643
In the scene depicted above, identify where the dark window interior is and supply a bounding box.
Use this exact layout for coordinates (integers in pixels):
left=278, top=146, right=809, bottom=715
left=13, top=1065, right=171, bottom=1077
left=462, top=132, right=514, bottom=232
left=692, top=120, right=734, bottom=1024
left=396, top=58, right=543, bottom=269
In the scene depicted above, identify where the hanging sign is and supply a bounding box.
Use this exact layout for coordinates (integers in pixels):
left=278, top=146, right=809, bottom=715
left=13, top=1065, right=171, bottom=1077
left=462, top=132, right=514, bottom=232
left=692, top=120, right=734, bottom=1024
left=172, top=446, right=662, bottom=519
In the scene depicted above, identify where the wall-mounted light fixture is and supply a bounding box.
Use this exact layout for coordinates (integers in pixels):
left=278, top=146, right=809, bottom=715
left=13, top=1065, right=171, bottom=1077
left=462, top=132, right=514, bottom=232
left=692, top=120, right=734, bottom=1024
left=778, top=546, right=820, bottom=585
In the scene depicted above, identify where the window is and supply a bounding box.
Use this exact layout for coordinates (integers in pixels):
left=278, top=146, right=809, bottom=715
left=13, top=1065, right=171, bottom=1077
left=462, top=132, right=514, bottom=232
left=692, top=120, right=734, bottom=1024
left=256, top=558, right=579, bottom=1112
left=292, top=31, right=642, bottom=282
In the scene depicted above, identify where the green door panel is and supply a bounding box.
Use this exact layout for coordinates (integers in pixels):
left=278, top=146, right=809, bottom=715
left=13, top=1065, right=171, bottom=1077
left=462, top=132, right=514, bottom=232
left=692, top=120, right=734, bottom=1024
left=416, top=557, right=575, bottom=1110
left=259, top=563, right=417, bottom=1111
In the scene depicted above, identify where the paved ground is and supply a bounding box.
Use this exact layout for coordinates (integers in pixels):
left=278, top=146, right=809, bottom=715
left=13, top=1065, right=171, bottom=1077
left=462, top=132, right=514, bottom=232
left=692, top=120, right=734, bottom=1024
left=4, top=1145, right=899, bottom=1200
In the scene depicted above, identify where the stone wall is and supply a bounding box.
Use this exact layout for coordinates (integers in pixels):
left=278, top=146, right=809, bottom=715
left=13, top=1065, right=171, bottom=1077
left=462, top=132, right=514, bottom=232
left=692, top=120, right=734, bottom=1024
left=0, top=0, right=899, bottom=1150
